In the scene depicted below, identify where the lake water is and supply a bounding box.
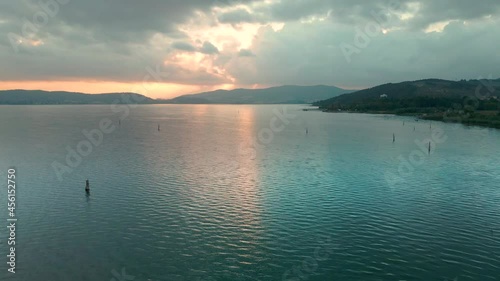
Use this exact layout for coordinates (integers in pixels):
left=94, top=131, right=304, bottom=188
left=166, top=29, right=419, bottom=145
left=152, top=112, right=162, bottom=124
left=0, top=105, right=499, bottom=281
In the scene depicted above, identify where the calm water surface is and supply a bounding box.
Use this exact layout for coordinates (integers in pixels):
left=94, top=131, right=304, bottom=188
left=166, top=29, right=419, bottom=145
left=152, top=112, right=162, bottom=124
left=0, top=105, right=499, bottom=281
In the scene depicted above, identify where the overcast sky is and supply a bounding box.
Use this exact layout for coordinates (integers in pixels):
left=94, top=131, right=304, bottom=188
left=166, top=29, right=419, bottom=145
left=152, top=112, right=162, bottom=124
left=1, top=0, right=499, bottom=98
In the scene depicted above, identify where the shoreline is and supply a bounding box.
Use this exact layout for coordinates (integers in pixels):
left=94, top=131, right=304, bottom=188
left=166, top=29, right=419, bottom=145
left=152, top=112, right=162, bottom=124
left=318, top=108, right=500, bottom=129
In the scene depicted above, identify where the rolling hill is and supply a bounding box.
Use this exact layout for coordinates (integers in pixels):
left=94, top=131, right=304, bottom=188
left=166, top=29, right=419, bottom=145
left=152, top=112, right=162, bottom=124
left=314, top=78, right=500, bottom=128
left=314, top=79, right=500, bottom=108
left=166, top=85, right=352, bottom=104
left=0, top=90, right=154, bottom=105
left=0, top=85, right=351, bottom=105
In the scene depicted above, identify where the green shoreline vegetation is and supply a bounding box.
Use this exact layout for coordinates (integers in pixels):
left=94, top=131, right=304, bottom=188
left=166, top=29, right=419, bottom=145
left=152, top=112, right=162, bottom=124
left=319, top=108, right=500, bottom=129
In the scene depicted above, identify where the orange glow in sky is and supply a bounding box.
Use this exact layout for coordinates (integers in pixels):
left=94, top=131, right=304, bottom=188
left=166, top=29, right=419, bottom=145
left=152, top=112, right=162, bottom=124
left=0, top=11, right=280, bottom=99
left=0, top=22, right=261, bottom=99
left=0, top=81, right=225, bottom=99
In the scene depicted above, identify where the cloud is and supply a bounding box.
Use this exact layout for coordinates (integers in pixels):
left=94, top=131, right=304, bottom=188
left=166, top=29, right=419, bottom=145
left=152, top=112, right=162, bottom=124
left=238, top=49, right=255, bottom=57
left=172, top=41, right=197, bottom=52
left=227, top=0, right=500, bottom=31
left=0, top=0, right=500, bottom=97
left=171, top=41, right=220, bottom=55
left=219, top=8, right=257, bottom=23
left=223, top=17, right=500, bottom=88
left=217, top=8, right=268, bottom=24
left=406, top=0, right=500, bottom=30
left=200, top=41, right=219, bottom=54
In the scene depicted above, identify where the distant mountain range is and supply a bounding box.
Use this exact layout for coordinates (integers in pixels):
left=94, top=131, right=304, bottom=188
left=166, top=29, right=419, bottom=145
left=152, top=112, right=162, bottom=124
left=4, top=79, right=499, bottom=106
left=0, top=85, right=351, bottom=105
left=0, top=90, right=154, bottom=105
left=165, top=85, right=352, bottom=104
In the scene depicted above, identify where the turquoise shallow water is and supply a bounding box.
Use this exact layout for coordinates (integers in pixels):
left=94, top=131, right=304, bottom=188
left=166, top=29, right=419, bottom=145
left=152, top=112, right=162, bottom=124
left=0, top=105, right=499, bottom=281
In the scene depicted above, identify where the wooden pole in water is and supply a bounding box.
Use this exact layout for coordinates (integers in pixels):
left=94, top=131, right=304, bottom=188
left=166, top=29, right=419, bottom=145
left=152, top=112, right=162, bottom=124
left=158, top=124, right=160, bottom=131
left=428, top=141, right=431, bottom=154
left=393, top=133, right=395, bottom=142
left=85, top=179, right=90, bottom=192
